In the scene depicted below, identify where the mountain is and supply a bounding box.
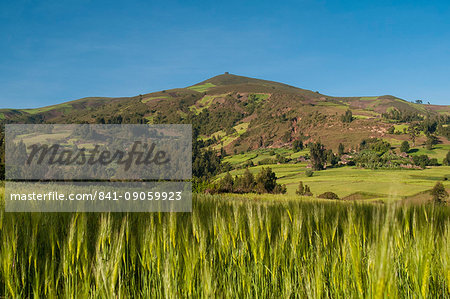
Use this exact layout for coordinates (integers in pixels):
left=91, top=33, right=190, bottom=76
left=1, top=73, right=449, bottom=152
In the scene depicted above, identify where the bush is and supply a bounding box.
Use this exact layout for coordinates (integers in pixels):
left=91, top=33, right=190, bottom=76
left=305, top=169, right=314, bottom=177
left=318, top=192, right=339, bottom=200
left=296, top=181, right=312, bottom=196
left=256, top=167, right=280, bottom=193
left=431, top=182, right=448, bottom=203
left=338, top=143, right=345, bottom=156
left=412, top=155, right=431, bottom=169
left=400, top=141, right=410, bottom=153
left=444, top=150, right=450, bottom=166
left=359, top=138, right=391, bottom=154
left=341, top=110, right=353, bottom=123
left=292, top=140, right=303, bottom=152
left=425, top=135, right=438, bottom=150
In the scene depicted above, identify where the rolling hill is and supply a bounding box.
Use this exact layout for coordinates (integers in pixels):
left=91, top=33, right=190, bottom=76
left=1, top=73, right=449, bottom=153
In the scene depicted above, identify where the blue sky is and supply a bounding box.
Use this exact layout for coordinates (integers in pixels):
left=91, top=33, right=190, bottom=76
left=0, top=0, right=449, bottom=108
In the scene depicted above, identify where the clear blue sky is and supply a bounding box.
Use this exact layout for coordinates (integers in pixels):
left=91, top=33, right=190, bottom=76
left=1, top=0, right=449, bottom=108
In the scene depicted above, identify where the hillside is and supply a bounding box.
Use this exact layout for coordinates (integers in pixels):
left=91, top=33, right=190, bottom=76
left=1, top=73, right=449, bottom=153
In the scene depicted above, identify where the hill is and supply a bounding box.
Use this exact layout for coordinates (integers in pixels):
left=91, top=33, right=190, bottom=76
left=1, top=73, right=449, bottom=153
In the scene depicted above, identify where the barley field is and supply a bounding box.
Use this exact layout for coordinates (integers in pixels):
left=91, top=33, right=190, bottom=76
left=1, top=192, right=450, bottom=298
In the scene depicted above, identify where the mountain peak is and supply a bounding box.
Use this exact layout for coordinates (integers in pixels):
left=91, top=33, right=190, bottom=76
left=194, top=73, right=296, bottom=89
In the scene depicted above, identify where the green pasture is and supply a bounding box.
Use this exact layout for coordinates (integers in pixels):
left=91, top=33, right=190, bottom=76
left=219, top=163, right=450, bottom=200
left=188, top=82, right=216, bottom=92
left=408, top=144, right=450, bottom=162
left=359, top=96, right=378, bottom=101
left=189, top=94, right=227, bottom=114
left=23, top=103, right=73, bottom=115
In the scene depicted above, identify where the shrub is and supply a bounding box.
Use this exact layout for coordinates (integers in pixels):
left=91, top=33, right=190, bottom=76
left=425, top=135, right=438, bottom=150
left=412, top=155, right=431, bottom=169
left=318, top=192, right=339, bottom=200
left=400, top=141, right=410, bottom=153
left=255, top=167, right=278, bottom=193
left=431, top=182, right=448, bottom=203
left=444, top=150, right=450, bottom=166
left=338, top=143, right=345, bottom=156
left=309, top=142, right=327, bottom=170
left=296, top=181, right=312, bottom=196
left=292, top=140, right=303, bottom=152
left=340, top=110, right=353, bottom=123
left=305, top=169, right=314, bottom=177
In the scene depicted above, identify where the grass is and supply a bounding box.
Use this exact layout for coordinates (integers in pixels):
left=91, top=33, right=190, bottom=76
left=144, top=115, right=154, bottom=124
left=360, top=96, right=379, bottom=101
left=233, top=122, right=249, bottom=135
left=189, top=94, right=227, bottom=114
left=393, top=124, right=409, bottom=133
left=141, top=96, right=168, bottom=103
left=409, top=144, right=450, bottom=162
left=219, top=163, right=450, bottom=199
left=188, top=83, right=216, bottom=92
left=248, top=93, right=270, bottom=102
left=2, top=191, right=450, bottom=298
left=23, top=103, right=73, bottom=115
left=209, top=122, right=250, bottom=150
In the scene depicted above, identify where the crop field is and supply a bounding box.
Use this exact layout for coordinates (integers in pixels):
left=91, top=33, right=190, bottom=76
left=218, top=163, right=450, bottom=199
left=1, top=191, right=450, bottom=298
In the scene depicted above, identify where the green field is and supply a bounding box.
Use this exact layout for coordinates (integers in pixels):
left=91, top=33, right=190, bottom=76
left=218, top=163, right=450, bottom=199
left=409, top=144, right=450, bottom=161
left=188, top=82, right=216, bottom=92
left=1, top=192, right=450, bottom=298
left=23, top=103, right=73, bottom=115
left=189, top=94, right=227, bottom=114
left=360, top=96, right=379, bottom=101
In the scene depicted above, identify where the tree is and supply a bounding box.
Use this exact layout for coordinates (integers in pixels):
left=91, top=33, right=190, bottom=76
left=326, top=149, right=339, bottom=167
left=292, top=140, right=303, bottom=152
left=296, top=181, right=304, bottom=195
left=341, top=110, right=354, bottom=123
left=407, top=123, right=420, bottom=146
left=387, top=126, right=395, bottom=134
left=338, top=143, right=345, bottom=156
left=400, top=141, right=410, bottom=153
left=220, top=172, right=234, bottom=192
left=304, top=185, right=312, bottom=196
left=255, top=167, right=278, bottom=193
left=425, top=135, right=438, bottom=150
left=309, top=142, right=327, bottom=170
left=239, top=168, right=255, bottom=193
left=305, top=169, right=314, bottom=177
left=443, top=150, right=450, bottom=166
left=412, top=155, right=430, bottom=169
left=296, top=181, right=312, bottom=196
left=431, top=182, right=448, bottom=203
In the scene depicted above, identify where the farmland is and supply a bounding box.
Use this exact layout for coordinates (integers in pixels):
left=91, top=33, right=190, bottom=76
left=1, top=191, right=450, bottom=298
left=218, top=163, right=450, bottom=199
